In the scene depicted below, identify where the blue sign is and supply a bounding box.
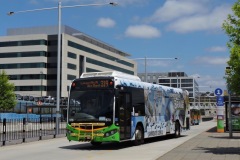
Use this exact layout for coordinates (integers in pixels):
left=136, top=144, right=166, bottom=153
left=215, top=88, right=223, bottom=96
left=216, top=96, right=224, bottom=106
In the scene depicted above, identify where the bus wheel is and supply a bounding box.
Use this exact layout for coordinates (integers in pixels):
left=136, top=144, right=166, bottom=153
left=134, top=125, right=144, bottom=145
left=174, top=122, right=181, bottom=138
left=91, top=141, right=102, bottom=146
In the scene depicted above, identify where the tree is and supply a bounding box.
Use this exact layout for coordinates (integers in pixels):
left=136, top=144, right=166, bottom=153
left=222, top=0, right=240, bottom=95
left=0, top=70, right=17, bottom=111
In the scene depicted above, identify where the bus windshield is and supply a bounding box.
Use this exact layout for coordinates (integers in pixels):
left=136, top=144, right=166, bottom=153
left=68, top=89, right=114, bottom=124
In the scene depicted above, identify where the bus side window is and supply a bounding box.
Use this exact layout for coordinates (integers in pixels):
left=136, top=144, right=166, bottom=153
left=132, top=88, right=145, bottom=116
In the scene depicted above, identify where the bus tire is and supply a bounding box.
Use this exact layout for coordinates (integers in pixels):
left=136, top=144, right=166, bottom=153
left=133, top=125, right=144, bottom=145
left=91, top=141, right=102, bottom=146
left=174, top=121, right=181, bottom=138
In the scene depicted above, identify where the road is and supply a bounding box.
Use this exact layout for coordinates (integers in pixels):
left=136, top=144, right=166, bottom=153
left=0, top=120, right=216, bottom=160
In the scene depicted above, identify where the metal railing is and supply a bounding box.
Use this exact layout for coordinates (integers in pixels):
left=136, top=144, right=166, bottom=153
left=0, top=117, right=66, bottom=146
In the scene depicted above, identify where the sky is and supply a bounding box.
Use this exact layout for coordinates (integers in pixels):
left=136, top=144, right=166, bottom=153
left=0, top=0, right=237, bottom=92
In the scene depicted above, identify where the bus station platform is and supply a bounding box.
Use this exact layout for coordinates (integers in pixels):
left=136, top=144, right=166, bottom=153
left=157, top=121, right=240, bottom=160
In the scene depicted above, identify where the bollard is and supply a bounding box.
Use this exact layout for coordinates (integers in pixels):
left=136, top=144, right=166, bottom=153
left=2, top=118, right=6, bottom=146
left=23, top=118, right=26, bottom=143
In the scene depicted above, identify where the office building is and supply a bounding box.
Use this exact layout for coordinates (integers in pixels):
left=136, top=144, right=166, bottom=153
left=139, top=71, right=200, bottom=105
left=0, top=25, right=137, bottom=98
left=138, top=72, right=167, bottom=84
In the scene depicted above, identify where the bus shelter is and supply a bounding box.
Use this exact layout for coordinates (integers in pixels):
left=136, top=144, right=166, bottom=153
left=224, top=96, right=240, bottom=131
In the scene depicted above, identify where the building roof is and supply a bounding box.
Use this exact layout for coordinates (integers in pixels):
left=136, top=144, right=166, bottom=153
left=7, top=25, right=131, bottom=57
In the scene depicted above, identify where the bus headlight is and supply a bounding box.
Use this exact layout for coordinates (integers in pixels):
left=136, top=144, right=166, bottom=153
left=104, top=129, right=118, bottom=137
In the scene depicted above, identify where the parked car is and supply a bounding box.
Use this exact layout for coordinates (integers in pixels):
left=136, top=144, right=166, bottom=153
left=29, top=96, right=34, bottom=101
left=15, top=94, right=22, bottom=100
left=23, top=96, right=29, bottom=101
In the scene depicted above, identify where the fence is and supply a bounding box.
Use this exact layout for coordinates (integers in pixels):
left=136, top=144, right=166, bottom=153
left=0, top=117, right=66, bottom=146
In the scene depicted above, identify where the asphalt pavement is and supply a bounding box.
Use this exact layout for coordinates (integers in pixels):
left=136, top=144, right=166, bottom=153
left=156, top=121, right=240, bottom=160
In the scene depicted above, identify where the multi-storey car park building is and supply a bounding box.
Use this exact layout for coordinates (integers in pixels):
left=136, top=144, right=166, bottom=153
left=138, top=72, right=199, bottom=101
left=138, top=72, right=217, bottom=117
left=0, top=25, right=137, bottom=99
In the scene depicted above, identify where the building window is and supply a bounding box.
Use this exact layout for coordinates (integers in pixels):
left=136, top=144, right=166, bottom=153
left=181, top=84, right=193, bottom=87
left=67, top=74, right=76, bottom=80
left=181, top=79, right=193, bottom=83
left=86, top=68, right=100, bottom=72
left=67, top=63, right=77, bottom=70
left=171, top=79, right=177, bottom=83
left=86, top=58, right=134, bottom=75
left=0, top=63, right=46, bottom=69
left=68, top=40, right=134, bottom=68
left=68, top=52, right=77, bottom=59
left=9, top=74, right=46, bottom=80
left=15, top=86, right=43, bottom=91
left=0, top=40, right=47, bottom=47
left=159, top=79, right=170, bottom=83
left=0, top=51, right=47, bottom=58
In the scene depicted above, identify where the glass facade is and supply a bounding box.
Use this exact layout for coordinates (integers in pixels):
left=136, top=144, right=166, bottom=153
left=67, top=63, right=77, bottom=70
left=159, top=79, right=170, bottom=83
left=0, top=51, right=47, bottom=58
left=67, top=52, right=77, bottom=59
left=0, top=63, right=46, bottom=69
left=15, top=86, right=45, bottom=91
left=86, top=68, right=100, bottom=72
left=67, top=74, right=77, bottom=80
left=68, top=41, right=134, bottom=68
left=86, top=58, right=134, bottom=75
left=0, top=39, right=47, bottom=47
left=9, top=74, right=46, bottom=80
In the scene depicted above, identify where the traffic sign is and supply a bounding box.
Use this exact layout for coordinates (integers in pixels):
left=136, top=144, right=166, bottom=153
left=216, top=96, right=224, bottom=106
left=215, top=88, right=223, bottom=96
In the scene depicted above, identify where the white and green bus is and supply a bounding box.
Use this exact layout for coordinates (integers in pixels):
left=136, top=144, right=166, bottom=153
left=66, top=71, right=190, bottom=146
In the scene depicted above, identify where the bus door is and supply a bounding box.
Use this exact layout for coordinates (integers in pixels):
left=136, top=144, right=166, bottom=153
left=118, top=92, right=132, bottom=140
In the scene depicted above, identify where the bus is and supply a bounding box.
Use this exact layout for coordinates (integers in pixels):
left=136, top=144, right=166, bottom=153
left=66, top=71, right=190, bottom=146
left=190, top=109, right=201, bottom=125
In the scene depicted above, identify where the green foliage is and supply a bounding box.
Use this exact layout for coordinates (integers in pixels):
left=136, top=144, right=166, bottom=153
left=0, top=70, right=17, bottom=111
left=222, top=0, right=240, bottom=95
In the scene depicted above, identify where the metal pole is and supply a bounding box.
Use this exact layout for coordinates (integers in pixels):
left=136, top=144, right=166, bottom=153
left=40, top=71, right=43, bottom=97
left=228, top=92, right=232, bottom=138
left=193, top=78, right=196, bottom=109
left=177, top=75, right=178, bottom=88
left=56, top=1, right=61, bottom=135
left=145, top=56, right=147, bottom=82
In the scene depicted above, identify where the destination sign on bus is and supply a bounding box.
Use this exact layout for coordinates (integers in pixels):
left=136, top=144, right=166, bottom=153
left=73, top=79, right=114, bottom=89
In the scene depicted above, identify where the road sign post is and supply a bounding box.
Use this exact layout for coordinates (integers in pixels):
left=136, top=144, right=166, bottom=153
left=215, top=88, right=224, bottom=133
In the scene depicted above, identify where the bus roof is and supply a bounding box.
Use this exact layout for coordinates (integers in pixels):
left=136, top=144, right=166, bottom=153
left=80, top=71, right=141, bottom=81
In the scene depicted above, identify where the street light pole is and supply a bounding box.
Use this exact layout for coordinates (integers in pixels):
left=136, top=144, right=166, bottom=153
left=145, top=56, right=147, bottom=82
left=8, top=1, right=117, bottom=135
left=56, top=2, right=62, bottom=135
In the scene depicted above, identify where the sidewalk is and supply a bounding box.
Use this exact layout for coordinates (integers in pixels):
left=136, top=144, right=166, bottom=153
left=157, top=122, right=240, bottom=160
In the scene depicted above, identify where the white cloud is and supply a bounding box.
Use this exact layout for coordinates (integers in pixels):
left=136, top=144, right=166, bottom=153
left=125, top=25, right=161, bottom=38
left=97, top=18, right=116, bottom=28
left=166, top=4, right=232, bottom=33
left=148, top=0, right=207, bottom=23
left=193, top=56, right=228, bottom=65
left=190, top=74, right=226, bottom=91
left=206, top=46, right=227, bottom=52
left=189, top=73, right=201, bottom=79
